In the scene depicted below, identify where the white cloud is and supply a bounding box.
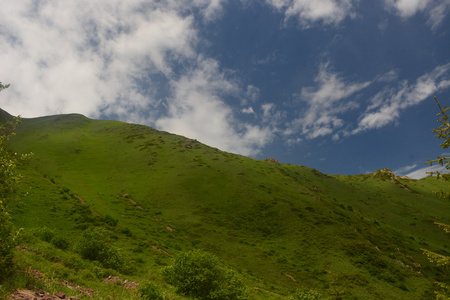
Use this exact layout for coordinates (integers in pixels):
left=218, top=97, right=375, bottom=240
left=242, top=107, right=255, bottom=114
left=266, top=0, right=356, bottom=27
left=394, top=164, right=417, bottom=175
left=354, top=63, right=450, bottom=134
left=376, top=69, right=399, bottom=83
left=384, top=0, right=431, bottom=18
left=0, top=1, right=195, bottom=120
left=0, top=1, right=275, bottom=157
left=194, top=0, right=225, bottom=21
left=384, top=0, right=450, bottom=29
left=155, top=58, right=274, bottom=156
left=402, top=164, right=447, bottom=179
left=288, top=63, right=371, bottom=139
left=244, top=85, right=260, bottom=104
left=427, top=0, right=450, bottom=30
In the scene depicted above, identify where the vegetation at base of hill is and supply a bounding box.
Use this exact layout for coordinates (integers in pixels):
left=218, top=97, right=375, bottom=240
left=0, top=101, right=448, bottom=299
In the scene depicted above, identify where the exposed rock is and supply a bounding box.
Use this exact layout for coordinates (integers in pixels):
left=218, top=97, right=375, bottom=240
left=372, top=168, right=410, bottom=180
left=266, top=157, right=279, bottom=163
left=179, top=139, right=199, bottom=149
left=371, top=168, right=412, bottom=190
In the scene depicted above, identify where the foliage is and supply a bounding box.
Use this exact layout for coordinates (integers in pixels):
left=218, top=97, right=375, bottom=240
left=50, top=235, right=71, bottom=250
left=75, top=227, right=133, bottom=274
left=32, top=226, right=56, bottom=243
left=163, top=249, right=248, bottom=300
left=288, top=288, right=324, bottom=300
left=32, top=227, right=71, bottom=250
left=423, top=96, right=450, bottom=299
left=138, top=282, right=164, bottom=300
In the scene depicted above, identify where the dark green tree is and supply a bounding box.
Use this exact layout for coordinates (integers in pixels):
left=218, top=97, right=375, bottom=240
left=423, top=96, right=450, bottom=299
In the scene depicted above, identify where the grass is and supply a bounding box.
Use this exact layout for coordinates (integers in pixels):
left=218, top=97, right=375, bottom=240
left=0, top=111, right=448, bottom=299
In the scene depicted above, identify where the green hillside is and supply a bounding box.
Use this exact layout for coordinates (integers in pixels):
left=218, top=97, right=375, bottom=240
left=2, top=111, right=449, bottom=299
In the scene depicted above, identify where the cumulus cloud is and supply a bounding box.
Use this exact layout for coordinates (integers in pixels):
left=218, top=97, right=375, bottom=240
left=287, top=63, right=371, bottom=139
left=384, top=0, right=431, bottom=18
left=0, top=0, right=275, bottom=157
left=384, top=0, right=450, bottom=29
left=242, top=107, right=255, bottom=114
left=0, top=1, right=195, bottom=120
left=155, top=58, right=274, bottom=156
left=266, top=0, right=356, bottom=27
left=354, top=63, right=450, bottom=134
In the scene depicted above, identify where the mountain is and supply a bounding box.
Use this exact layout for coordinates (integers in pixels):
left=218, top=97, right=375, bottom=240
left=3, top=112, right=450, bottom=299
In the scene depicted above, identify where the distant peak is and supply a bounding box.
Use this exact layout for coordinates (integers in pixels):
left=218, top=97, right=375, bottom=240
left=372, top=168, right=410, bottom=180
left=374, top=168, right=395, bottom=176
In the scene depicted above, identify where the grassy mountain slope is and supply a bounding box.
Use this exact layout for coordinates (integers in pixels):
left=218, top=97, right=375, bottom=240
left=3, top=112, right=450, bottom=299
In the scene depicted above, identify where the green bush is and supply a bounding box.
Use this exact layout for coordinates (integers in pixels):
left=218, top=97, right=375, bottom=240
left=103, top=214, right=118, bottom=227
left=51, top=235, right=70, bottom=250
left=138, top=282, right=164, bottom=300
left=163, top=249, right=248, bottom=300
left=32, top=226, right=55, bottom=243
left=75, top=227, right=133, bottom=274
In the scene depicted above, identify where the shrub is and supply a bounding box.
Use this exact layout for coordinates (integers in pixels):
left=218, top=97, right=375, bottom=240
left=75, top=227, right=133, bottom=274
left=138, top=282, right=164, bottom=300
left=163, top=249, right=248, bottom=300
left=103, top=214, right=118, bottom=227
left=32, top=226, right=55, bottom=243
left=51, top=235, right=70, bottom=250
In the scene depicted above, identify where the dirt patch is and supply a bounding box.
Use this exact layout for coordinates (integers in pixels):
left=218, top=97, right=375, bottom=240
left=285, top=274, right=296, bottom=282
left=152, top=245, right=171, bottom=256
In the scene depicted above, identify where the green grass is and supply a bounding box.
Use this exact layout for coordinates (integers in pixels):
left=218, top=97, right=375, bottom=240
left=1, top=112, right=449, bottom=299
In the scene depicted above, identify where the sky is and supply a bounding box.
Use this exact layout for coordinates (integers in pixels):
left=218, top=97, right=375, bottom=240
left=0, top=0, right=450, bottom=178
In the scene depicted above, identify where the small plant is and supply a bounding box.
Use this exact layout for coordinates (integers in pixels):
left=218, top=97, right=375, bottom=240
left=32, top=227, right=55, bottom=243
left=51, top=235, right=70, bottom=250
left=103, top=214, right=118, bottom=227
left=138, top=282, right=164, bottom=300
left=163, top=249, right=248, bottom=300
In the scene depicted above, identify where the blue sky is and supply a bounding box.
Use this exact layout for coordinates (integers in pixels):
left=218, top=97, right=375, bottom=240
left=1, top=0, right=450, bottom=178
